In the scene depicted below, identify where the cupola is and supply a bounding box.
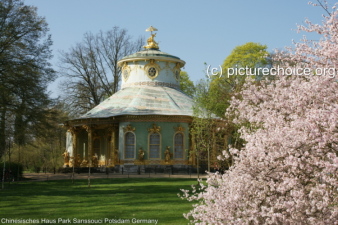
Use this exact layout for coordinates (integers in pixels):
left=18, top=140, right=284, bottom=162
left=117, top=26, right=185, bottom=90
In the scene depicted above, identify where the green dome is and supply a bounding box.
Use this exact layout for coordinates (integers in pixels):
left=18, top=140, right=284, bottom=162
left=79, top=86, right=193, bottom=119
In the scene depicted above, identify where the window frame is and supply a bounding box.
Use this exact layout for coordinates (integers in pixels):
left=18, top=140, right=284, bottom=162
left=173, top=132, right=184, bottom=159
left=124, top=131, right=136, bottom=159
left=148, top=132, right=161, bottom=159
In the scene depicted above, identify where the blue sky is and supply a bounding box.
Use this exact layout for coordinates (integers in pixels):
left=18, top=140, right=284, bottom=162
left=25, top=0, right=328, bottom=97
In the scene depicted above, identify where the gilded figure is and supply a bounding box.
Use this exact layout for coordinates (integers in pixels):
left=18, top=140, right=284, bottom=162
left=62, top=151, right=70, bottom=167
left=74, top=154, right=81, bottom=167
left=138, top=147, right=145, bottom=161
left=69, top=157, right=74, bottom=167
left=92, top=155, right=99, bottom=167
left=165, top=146, right=172, bottom=163
left=144, top=33, right=159, bottom=49
left=113, top=148, right=119, bottom=164
left=80, top=159, right=88, bottom=167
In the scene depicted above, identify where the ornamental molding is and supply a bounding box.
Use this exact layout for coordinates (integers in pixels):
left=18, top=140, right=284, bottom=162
left=82, top=125, right=97, bottom=133
left=119, top=115, right=192, bottom=123
left=174, top=69, right=180, bottom=81
left=174, top=125, right=185, bottom=132
left=68, top=126, right=80, bottom=134
left=144, top=59, right=161, bottom=80
left=121, top=81, right=180, bottom=89
left=66, top=115, right=193, bottom=126
left=118, top=57, right=185, bottom=67
left=123, top=124, right=136, bottom=133
left=172, top=62, right=181, bottom=81
left=148, top=124, right=161, bottom=133
left=122, top=62, right=131, bottom=82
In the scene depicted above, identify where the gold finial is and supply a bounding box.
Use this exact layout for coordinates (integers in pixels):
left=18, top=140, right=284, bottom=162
left=144, top=26, right=159, bottom=50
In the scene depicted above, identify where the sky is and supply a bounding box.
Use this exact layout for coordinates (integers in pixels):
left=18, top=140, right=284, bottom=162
left=25, top=0, right=329, bottom=97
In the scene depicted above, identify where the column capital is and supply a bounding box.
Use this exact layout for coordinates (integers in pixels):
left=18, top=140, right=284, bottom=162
left=68, top=126, right=80, bottom=134
left=82, top=125, right=96, bottom=133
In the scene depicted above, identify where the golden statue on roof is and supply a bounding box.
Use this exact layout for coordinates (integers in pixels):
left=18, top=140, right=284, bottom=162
left=144, top=26, right=159, bottom=50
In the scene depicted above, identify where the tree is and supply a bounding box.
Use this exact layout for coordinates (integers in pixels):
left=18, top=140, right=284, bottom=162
left=181, top=4, right=338, bottom=224
left=0, top=0, right=55, bottom=158
left=191, top=44, right=269, bottom=161
left=190, top=79, right=212, bottom=175
left=190, top=79, right=229, bottom=175
left=7, top=99, right=70, bottom=173
left=206, top=42, right=269, bottom=118
left=58, top=27, right=144, bottom=116
left=21, top=102, right=68, bottom=173
left=179, top=71, right=195, bottom=97
left=222, top=42, right=269, bottom=72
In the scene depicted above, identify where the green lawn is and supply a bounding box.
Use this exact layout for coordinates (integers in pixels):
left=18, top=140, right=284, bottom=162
left=0, top=178, right=197, bottom=225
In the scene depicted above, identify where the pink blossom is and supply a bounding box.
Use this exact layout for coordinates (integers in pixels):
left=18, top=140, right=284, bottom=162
left=181, top=5, right=338, bottom=224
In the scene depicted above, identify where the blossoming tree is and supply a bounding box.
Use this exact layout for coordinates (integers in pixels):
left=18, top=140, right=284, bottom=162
left=182, top=3, right=338, bottom=224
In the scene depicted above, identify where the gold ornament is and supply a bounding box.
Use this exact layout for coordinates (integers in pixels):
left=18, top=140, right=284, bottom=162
left=143, top=26, right=159, bottom=50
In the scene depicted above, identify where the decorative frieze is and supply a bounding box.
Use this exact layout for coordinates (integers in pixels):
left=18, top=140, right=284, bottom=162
left=119, top=115, right=192, bottom=123
left=122, top=81, right=180, bottom=89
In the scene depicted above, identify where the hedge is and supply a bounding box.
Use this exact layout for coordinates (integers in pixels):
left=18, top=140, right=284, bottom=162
left=0, top=162, right=23, bottom=181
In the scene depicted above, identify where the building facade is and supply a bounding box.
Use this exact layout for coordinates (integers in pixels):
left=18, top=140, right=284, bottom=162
left=63, top=27, right=197, bottom=172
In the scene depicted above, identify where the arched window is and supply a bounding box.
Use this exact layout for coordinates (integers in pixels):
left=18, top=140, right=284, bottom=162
left=174, top=132, right=184, bottom=159
left=149, top=133, right=161, bottom=159
left=124, top=132, right=135, bottom=159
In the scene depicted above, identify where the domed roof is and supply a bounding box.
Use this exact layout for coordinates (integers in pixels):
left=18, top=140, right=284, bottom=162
left=74, top=27, right=194, bottom=120
left=117, top=49, right=185, bottom=67
left=79, top=85, right=193, bottom=119
left=123, top=49, right=180, bottom=59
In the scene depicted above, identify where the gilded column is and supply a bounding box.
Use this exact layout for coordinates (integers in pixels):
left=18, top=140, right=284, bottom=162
left=67, top=127, right=79, bottom=167
left=83, top=125, right=93, bottom=167
left=88, top=127, right=93, bottom=167
left=107, top=126, right=116, bottom=166
left=70, top=128, right=78, bottom=158
left=111, top=128, right=116, bottom=165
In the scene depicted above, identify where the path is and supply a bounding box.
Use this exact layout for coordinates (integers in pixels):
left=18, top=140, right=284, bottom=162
left=22, top=172, right=207, bottom=181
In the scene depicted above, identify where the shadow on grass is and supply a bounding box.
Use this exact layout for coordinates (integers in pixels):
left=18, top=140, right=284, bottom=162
left=0, top=178, right=197, bottom=224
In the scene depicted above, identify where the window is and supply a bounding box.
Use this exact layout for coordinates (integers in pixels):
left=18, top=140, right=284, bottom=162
left=148, top=67, right=157, bottom=78
left=144, top=60, right=160, bottom=80
left=174, top=133, right=184, bottom=159
left=125, top=132, right=135, bottom=159
left=149, top=133, right=160, bottom=159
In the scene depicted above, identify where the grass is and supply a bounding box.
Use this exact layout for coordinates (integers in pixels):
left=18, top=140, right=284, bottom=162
left=0, top=178, right=197, bottom=225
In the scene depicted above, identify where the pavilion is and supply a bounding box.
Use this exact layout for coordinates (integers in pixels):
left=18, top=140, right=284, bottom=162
left=63, top=27, right=221, bottom=173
